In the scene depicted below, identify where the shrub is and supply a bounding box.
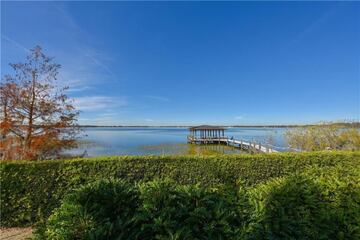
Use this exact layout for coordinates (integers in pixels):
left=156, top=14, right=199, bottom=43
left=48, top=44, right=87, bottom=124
left=135, top=180, right=242, bottom=239
left=34, top=168, right=360, bottom=240
left=243, top=167, right=360, bottom=240
left=285, top=124, right=360, bottom=151
left=34, top=179, right=140, bottom=240
left=244, top=176, right=333, bottom=239
left=303, top=166, right=360, bottom=239
left=1, top=151, right=359, bottom=226
left=35, top=179, right=243, bottom=240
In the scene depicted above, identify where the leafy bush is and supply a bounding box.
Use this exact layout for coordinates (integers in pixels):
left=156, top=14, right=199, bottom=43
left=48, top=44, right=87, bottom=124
left=34, top=167, right=360, bottom=240
left=1, top=151, right=359, bottom=226
left=243, top=167, right=360, bottom=240
left=303, top=166, right=360, bottom=239
left=244, top=176, right=334, bottom=239
left=35, top=179, right=243, bottom=240
left=135, top=181, right=242, bottom=239
left=34, top=179, right=140, bottom=240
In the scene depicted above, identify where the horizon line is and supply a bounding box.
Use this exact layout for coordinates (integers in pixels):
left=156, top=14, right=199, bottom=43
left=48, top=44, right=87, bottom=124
left=78, top=122, right=360, bottom=128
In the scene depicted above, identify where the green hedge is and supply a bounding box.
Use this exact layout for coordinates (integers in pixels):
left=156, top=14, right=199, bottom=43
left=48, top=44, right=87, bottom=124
left=1, top=151, right=359, bottom=227
left=34, top=180, right=141, bottom=240
left=34, top=180, right=242, bottom=240
left=244, top=169, right=360, bottom=239
left=34, top=166, right=360, bottom=240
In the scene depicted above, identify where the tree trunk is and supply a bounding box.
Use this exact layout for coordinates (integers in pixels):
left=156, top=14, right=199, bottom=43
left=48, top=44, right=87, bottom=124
left=25, top=71, right=36, bottom=150
left=1, top=101, right=8, bottom=139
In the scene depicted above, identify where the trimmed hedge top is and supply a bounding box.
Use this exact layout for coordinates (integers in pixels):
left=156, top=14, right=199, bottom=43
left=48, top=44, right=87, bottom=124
left=1, top=151, right=360, bottom=227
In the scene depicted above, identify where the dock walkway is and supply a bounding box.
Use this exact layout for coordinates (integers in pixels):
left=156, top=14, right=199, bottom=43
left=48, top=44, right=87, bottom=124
left=187, top=136, right=278, bottom=153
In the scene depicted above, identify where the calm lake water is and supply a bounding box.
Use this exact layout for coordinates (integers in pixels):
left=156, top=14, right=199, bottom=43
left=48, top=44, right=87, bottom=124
left=66, top=127, right=289, bottom=157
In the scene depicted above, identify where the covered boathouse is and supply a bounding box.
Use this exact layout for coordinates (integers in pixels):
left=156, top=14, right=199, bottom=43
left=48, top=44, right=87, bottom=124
left=187, top=125, right=278, bottom=153
left=187, top=125, right=226, bottom=144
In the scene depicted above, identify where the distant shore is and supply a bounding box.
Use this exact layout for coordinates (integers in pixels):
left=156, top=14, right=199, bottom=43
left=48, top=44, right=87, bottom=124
left=79, top=125, right=295, bottom=128
left=79, top=122, right=360, bottom=128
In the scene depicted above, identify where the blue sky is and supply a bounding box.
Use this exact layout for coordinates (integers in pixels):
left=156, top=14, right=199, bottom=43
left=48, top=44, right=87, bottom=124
left=1, top=1, right=359, bottom=125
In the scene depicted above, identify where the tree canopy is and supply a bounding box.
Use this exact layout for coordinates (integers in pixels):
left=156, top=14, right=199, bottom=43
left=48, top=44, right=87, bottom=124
left=0, top=46, right=80, bottom=160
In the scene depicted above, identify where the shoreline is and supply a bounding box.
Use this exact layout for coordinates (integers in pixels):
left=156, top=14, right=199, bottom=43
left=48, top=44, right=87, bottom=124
left=79, top=123, right=360, bottom=128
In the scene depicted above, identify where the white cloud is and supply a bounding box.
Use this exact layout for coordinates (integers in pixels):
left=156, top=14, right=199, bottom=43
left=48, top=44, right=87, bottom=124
left=66, top=86, right=92, bottom=92
left=3, top=3, right=118, bottom=98
left=286, top=7, right=337, bottom=48
left=73, top=96, right=127, bottom=111
left=99, top=112, right=119, bottom=117
left=1, top=34, right=29, bottom=53
left=145, top=95, right=170, bottom=102
left=234, top=114, right=247, bottom=120
left=82, top=49, right=114, bottom=76
left=56, top=47, right=115, bottom=90
left=145, top=118, right=154, bottom=122
left=49, top=4, right=117, bottom=90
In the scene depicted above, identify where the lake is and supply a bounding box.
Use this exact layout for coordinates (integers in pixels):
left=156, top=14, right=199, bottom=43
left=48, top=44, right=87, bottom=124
left=65, top=127, right=289, bottom=157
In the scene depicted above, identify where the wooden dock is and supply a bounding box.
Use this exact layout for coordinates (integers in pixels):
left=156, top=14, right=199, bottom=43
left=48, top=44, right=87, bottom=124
left=187, top=136, right=278, bottom=153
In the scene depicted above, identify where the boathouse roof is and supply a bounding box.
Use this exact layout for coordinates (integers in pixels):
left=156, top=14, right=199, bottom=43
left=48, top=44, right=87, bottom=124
left=189, top=125, right=226, bottom=131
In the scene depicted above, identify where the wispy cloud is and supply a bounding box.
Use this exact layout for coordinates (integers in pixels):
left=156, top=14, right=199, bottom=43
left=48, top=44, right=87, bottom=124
left=80, top=112, right=125, bottom=125
left=145, top=118, right=154, bottom=122
left=66, top=86, right=92, bottom=92
left=54, top=4, right=81, bottom=31
left=1, top=34, right=29, bottom=53
left=287, top=7, right=338, bottom=48
left=78, top=118, right=91, bottom=122
left=50, top=4, right=116, bottom=89
left=99, top=112, right=120, bottom=117
left=234, top=114, right=247, bottom=120
left=145, top=95, right=170, bottom=102
left=81, top=49, right=115, bottom=76
left=2, top=3, right=117, bottom=100
left=73, top=96, right=127, bottom=111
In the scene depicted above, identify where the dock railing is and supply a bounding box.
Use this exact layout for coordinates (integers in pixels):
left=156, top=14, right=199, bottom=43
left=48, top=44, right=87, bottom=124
left=187, top=135, right=278, bottom=153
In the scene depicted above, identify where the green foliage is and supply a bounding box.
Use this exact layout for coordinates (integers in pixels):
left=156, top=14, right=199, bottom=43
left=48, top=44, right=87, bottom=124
left=243, top=168, right=360, bottom=240
left=135, top=180, right=242, bottom=239
left=34, top=179, right=242, bottom=240
left=303, top=166, right=360, bottom=239
left=1, top=151, right=359, bottom=227
left=245, top=176, right=334, bottom=239
left=34, top=179, right=140, bottom=240
left=34, top=167, right=360, bottom=240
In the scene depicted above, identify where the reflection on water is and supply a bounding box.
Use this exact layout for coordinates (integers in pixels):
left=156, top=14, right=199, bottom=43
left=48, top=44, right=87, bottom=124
left=138, top=143, right=244, bottom=155
left=65, top=127, right=288, bottom=157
